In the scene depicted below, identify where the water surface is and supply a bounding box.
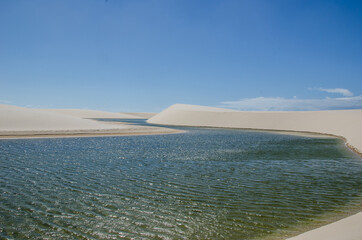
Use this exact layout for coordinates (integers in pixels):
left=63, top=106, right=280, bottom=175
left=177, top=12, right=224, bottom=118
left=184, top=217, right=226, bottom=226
left=0, top=121, right=361, bottom=239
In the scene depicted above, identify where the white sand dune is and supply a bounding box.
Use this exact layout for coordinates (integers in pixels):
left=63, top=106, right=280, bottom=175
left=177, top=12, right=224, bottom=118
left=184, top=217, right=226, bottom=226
left=148, top=103, right=362, bottom=240
left=148, top=104, right=362, bottom=154
left=0, top=104, right=180, bottom=137
left=43, top=109, right=143, bottom=119
left=0, top=104, right=126, bottom=132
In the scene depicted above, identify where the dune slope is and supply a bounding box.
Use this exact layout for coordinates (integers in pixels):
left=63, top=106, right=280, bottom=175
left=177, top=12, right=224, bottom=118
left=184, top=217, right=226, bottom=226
left=0, top=104, right=126, bottom=132
left=0, top=104, right=182, bottom=138
left=121, top=112, right=157, bottom=118
left=43, top=109, right=142, bottom=119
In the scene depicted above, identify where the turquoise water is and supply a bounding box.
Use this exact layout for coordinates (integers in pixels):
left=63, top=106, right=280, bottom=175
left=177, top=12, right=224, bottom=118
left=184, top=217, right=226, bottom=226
left=0, top=122, right=361, bottom=239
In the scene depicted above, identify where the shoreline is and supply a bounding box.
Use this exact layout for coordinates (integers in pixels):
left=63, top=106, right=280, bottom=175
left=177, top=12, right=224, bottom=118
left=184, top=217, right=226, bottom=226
left=285, top=211, right=362, bottom=240
left=0, top=128, right=184, bottom=140
left=263, top=198, right=362, bottom=240
left=1, top=123, right=360, bottom=156
left=151, top=123, right=362, bottom=156
left=147, top=105, right=362, bottom=156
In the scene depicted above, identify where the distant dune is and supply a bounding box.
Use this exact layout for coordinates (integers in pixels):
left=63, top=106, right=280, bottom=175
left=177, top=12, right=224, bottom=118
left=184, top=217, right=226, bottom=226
left=148, top=104, right=362, bottom=155
left=0, top=104, right=126, bottom=132
left=43, top=109, right=143, bottom=119
left=0, top=104, right=179, bottom=137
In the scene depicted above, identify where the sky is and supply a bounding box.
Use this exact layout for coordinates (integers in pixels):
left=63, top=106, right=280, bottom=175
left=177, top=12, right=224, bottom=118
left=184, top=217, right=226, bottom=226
left=1, top=0, right=362, bottom=112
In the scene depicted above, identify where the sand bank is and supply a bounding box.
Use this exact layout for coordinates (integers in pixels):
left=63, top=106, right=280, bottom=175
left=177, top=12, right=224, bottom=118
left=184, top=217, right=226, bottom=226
left=286, top=212, right=362, bottom=240
left=0, top=127, right=182, bottom=139
left=148, top=104, right=362, bottom=155
left=0, top=104, right=180, bottom=138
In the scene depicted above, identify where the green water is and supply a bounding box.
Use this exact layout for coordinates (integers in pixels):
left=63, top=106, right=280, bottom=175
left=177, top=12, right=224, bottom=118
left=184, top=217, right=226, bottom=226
left=0, top=123, right=361, bottom=239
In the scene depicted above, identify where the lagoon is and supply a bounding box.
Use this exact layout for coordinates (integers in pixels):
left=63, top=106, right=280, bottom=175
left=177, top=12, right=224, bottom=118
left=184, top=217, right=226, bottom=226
left=0, top=121, right=361, bottom=239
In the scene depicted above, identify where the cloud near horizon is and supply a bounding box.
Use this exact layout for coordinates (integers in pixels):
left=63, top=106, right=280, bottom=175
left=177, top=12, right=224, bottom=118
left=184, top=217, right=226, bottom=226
left=0, top=99, right=12, bottom=104
left=221, top=95, right=362, bottom=111
left=312, top=88, right=354, bottom=97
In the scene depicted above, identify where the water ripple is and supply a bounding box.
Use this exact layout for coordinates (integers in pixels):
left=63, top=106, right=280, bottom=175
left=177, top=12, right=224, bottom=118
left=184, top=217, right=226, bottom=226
left=0, top=128, right=361, bottom=239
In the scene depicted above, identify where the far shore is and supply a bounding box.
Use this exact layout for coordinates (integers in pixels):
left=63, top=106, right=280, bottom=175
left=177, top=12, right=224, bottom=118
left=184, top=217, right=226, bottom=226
left=148, top=104, right=362, bottom=156
left=150, top=123, right=361, bottom=156
left=0, top=128, right=184, bottom=140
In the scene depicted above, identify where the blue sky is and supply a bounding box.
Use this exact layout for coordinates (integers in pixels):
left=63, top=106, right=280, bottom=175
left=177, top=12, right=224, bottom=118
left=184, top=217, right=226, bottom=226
left=1, top=0, right=361, bottom=112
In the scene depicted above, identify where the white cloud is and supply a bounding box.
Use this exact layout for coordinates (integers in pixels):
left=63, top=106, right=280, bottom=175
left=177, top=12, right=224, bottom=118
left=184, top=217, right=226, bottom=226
left=313, top=88, right=354, bottom=97
left=221, top=96, right=362, bottom=111
left=0, top=99, right=11, bottom=104
left=25, top=104, right=51, bottom=109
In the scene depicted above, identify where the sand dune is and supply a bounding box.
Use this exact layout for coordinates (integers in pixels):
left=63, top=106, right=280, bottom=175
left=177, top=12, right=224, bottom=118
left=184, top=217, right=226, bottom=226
left=148, top=104, right=362, bottom=155
left=43, top=109, right=143, bottom=119
left=121, top=112, right=157, bottom=118
left=0, top=104, right=180, bottom=137
left=0, top=104, right=126, bottom=132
